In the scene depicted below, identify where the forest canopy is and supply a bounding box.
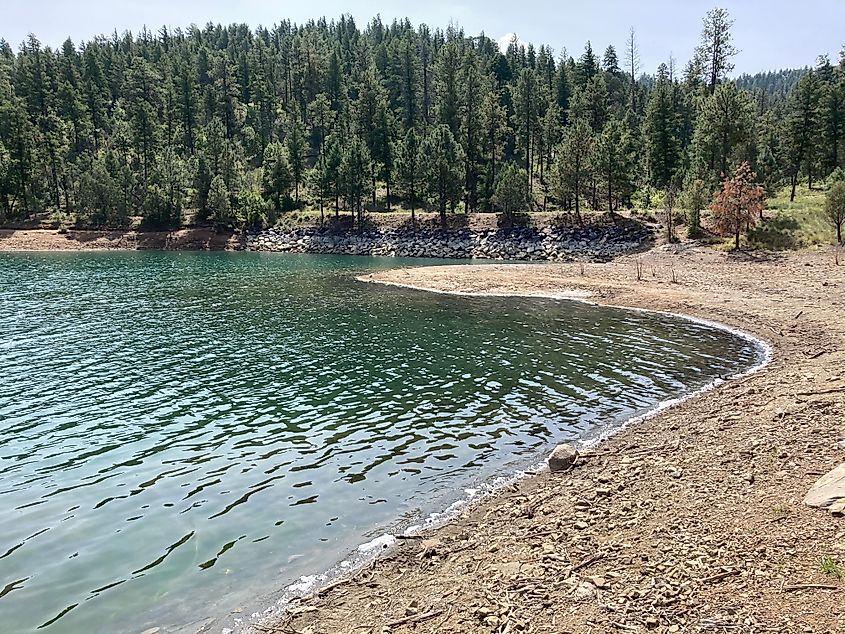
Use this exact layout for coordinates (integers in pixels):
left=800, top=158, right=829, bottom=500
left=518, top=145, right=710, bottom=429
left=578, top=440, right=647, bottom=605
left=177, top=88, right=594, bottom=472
left=0, top=10, right=843, bottom=231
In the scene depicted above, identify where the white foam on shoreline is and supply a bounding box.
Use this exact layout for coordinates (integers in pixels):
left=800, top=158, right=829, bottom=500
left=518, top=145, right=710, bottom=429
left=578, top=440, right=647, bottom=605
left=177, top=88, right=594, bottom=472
left=242, top=275, right=772, bottom=634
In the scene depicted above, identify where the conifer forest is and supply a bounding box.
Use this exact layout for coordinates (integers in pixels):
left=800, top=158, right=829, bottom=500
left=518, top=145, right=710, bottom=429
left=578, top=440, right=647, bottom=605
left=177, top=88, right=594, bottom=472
left=0, top=9, right=843, bottom=231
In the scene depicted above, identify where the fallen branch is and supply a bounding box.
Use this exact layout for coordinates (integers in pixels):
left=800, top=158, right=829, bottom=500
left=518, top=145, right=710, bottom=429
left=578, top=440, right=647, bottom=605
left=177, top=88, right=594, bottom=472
left=783, top=584, right=839, bottom=592
left=572, top=552, right=605, bottom=572
left=795, top=387, right=843, bottom=397
left=699, top=569, right=739, bottom=583
left=385, top=608, right=444, bottom=628
left=804, top=349, right=830, bottom=359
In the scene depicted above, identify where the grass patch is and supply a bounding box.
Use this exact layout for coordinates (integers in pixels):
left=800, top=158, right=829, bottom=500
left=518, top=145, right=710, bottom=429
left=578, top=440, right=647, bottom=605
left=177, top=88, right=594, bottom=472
left=772, top=503, right=790, bottom=520
left=749, top=184, right=835, bottom=249
left=820, top=556, right=842, bottom=579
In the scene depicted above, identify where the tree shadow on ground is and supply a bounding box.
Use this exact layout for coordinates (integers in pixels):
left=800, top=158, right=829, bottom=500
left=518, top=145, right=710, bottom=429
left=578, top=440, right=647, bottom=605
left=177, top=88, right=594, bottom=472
left=497, top=212, right=532, bottom=229
left=748, top=215, right=801, bottom=250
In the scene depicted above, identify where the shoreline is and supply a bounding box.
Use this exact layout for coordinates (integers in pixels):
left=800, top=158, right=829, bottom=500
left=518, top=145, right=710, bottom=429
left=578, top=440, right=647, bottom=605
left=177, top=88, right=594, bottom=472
left=244, top=301, right=770, bottom=631
left=354, top=276, right=774, bottom=454
left=258, top=247, right=844, bottom=634
left=0, top=221, right=652, bottom=262
left=0, top=228, right=242, bottom=251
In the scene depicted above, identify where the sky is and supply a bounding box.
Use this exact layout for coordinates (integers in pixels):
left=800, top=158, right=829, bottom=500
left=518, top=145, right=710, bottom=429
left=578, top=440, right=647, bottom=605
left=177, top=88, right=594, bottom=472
left=4, top=1, right=844, bottom=75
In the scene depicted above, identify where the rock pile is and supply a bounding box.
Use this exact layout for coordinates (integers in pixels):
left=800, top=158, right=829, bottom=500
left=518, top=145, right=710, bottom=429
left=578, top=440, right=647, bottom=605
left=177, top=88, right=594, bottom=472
left=244, top=223, right=651, bottom=261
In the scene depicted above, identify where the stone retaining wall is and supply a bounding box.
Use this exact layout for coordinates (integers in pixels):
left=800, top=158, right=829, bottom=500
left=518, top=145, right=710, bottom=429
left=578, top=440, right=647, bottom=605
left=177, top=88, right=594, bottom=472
left=245, top=222, right=651, bottom=261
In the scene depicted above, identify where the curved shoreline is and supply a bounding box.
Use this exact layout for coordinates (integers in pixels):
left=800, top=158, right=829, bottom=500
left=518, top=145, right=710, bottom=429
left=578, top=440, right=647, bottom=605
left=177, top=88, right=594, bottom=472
left=243, top=278, right=770, bottom=631
left=257, top=248, right=844, bottom=634
left=355, top=274, right=774, bottom=450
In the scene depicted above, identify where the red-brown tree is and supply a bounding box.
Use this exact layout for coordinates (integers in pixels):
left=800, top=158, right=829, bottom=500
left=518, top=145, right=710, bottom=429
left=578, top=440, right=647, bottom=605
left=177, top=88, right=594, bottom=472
left=710, top=162, right=765, bottom=250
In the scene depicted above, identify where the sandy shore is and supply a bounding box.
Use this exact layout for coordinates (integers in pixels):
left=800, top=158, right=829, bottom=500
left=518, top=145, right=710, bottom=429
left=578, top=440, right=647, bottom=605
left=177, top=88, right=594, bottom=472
left=0, top=228, right=240, bottom=251
left=260, top=246, right=844, bottom=634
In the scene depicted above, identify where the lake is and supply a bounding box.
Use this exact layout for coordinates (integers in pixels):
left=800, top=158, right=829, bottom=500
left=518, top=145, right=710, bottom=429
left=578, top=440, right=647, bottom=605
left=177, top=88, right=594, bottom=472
left=0, top=252, right=764, bottom=633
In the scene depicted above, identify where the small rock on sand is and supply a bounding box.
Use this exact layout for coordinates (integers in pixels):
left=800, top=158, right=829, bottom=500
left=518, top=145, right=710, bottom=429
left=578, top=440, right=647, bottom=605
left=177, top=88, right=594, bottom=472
left=571, top=581, right=595, bottom=602
left=548, top=444, right=579, bottom=472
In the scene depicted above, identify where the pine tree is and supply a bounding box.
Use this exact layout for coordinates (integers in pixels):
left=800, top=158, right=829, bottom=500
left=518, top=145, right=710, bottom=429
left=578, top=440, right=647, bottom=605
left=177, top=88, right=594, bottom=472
left=643, top=64, right=682, bottom=188
left=783, top=71, right=821, bottom=201
left=262, top=141, right=293, bottom=211
left=319, top=134, right=343, bottom=216
left=0, top=11, right=837, bottom=234
left=816, top=57, right=844, bottom=176
left=493, top=162, right=530, bottom=223
left=340, top=136, right=371, bottom=230
left=551, top=120, right=593, bottom=223
left=208, top=173, right=233, bottom=229
left=285, top=121, right=306, bottom=204
left=825, top=179, right=845, bottom=243
left=553, top=62, right=571, bottom=127
left=575, top=42, right=598, bottom=89
left=625, top=28, right=640, bottom=110
left=460, top=54, right=486, bottom=212
left=396, top=127, right=421, bottom=225
left=694, top=8, right=739, bottom=94
left=420, top=124, right=464, bottom=225
left=514, top=68, right=540, bottom=194
left=691, top=82, right=754, bottom=184
left=435, top=38, right=461, bottom=135
left=592, top=118, right=634, bottom=212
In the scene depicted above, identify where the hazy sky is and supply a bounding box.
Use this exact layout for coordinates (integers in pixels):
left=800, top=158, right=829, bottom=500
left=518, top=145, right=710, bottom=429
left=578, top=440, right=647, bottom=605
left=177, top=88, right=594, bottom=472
left=4, top=1, right=844, bottom=75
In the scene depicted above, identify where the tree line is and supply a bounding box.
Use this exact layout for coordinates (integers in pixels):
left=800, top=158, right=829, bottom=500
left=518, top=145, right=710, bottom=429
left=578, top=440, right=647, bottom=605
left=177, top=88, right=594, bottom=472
left=0, top=9, right=843, bottom=234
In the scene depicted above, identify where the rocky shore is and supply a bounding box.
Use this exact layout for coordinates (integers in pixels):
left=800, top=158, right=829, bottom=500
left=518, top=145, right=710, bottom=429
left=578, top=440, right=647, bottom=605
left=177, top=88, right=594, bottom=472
left=254, top=247, right=844, bottom=634
left=244, top=221, right=651, bottom=261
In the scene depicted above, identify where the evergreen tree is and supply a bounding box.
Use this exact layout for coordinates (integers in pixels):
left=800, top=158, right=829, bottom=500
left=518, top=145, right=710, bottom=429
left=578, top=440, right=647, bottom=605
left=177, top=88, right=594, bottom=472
left=783, top=71, right=821, bottom=200
left=396, top=127, right=421, bottom=225
left=262, top=141, right=293, bottom=211
left=340, top=136, right=371, bottom=229
left=514, top=68, right=540, bottom=194
left=0, top=11, right=836, bottom=232
left=691, top=82, right=754, bottom=184
left=710, top=161, right=764, bottom=249
left=643, top=64, right=683, bottom=188
left=493, top=162, right=530, bottom=223
left=550, top=120, right=593, bottom=223
left=592, top=118, right=634, bottom=212
left=208, top=173, right=233, bottom=229
left=694, top=8, right=739, bottom=94
left=420, top=124, right=464, bottom=225
left=285, top=121, right=306, bottom=204
left=575, top=42, right=599, bottom=88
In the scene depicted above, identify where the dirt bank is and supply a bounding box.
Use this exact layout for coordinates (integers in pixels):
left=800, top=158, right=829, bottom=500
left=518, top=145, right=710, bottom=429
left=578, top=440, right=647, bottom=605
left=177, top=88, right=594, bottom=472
left=259, top=246, right=844, bottom=634
left=0, top=228, right=241, bottom=251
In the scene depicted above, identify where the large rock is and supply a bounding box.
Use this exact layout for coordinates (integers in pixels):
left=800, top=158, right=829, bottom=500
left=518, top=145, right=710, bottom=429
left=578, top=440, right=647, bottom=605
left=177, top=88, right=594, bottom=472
left=804, top=463, right=845, bottom=515
left=548, top=444, right=579, bottom=473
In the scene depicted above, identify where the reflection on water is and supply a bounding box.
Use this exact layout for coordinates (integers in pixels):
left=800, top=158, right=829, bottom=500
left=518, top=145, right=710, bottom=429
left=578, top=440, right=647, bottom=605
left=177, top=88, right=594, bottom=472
left=0, top=252, right=762, bottom=632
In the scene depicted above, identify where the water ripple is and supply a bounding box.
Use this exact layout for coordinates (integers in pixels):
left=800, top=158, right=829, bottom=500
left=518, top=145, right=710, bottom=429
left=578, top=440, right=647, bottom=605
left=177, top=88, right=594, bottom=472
left=0, top=252, right=762, bottom=633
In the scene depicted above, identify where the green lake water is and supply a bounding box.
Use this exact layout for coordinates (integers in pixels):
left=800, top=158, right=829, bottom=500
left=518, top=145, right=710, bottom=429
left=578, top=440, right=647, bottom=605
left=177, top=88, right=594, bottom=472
left=0, top=252, right=764, bottom=633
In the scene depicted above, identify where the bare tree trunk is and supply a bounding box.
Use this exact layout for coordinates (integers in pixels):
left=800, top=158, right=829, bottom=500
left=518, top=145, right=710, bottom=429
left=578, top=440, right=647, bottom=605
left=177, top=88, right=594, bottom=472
left=574, top=159, right=583, bottom=225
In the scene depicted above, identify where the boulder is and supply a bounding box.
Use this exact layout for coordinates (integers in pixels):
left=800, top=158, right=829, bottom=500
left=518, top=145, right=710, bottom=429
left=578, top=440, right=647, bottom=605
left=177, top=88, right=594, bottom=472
left=804, top=463, right=845, bottom=514
left=548, top=443, right=579, bottom=472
